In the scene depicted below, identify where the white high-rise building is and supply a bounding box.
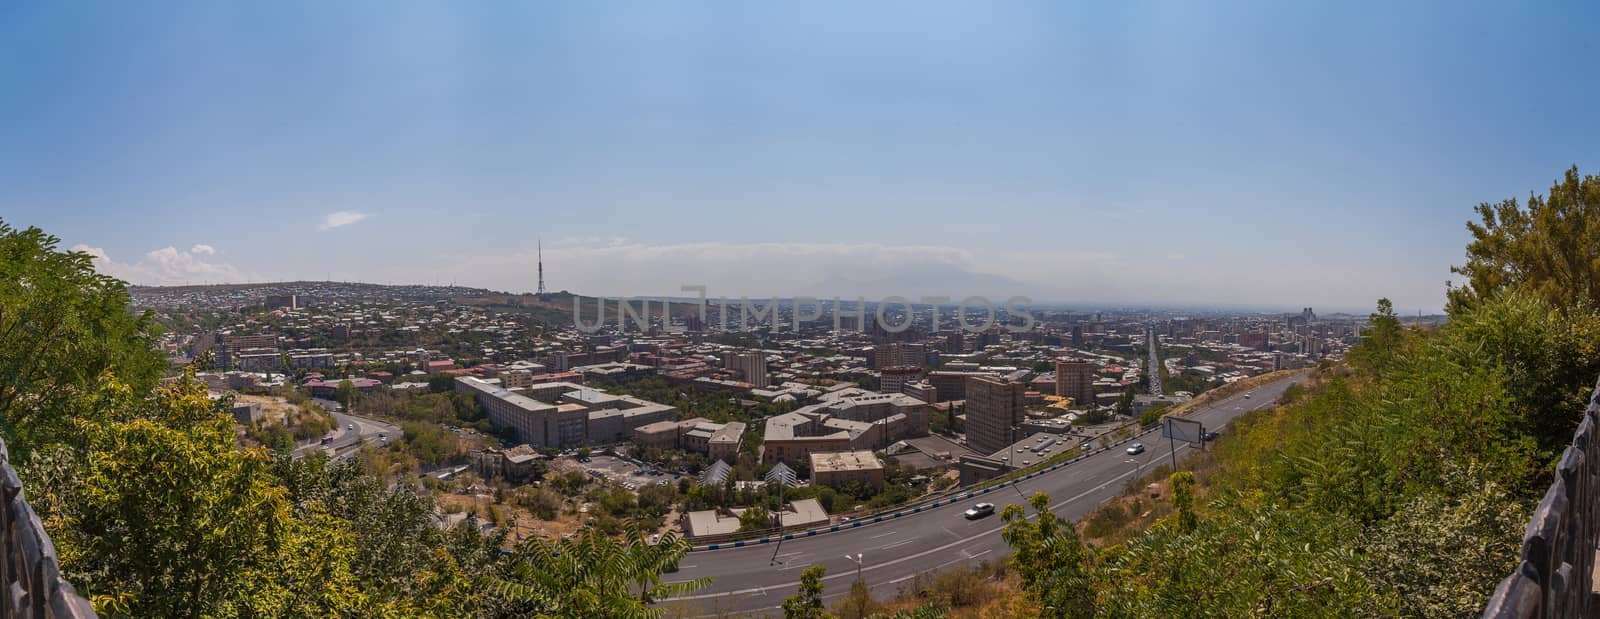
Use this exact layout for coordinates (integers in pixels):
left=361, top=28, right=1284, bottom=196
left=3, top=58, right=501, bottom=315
left=722, top=351, right=770, bottom=388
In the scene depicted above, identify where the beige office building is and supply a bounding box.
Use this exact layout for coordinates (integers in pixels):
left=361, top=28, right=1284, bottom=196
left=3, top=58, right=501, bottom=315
left=722, top=351, right=770, bottom=388
left=811, top=450, right=885, bottom=491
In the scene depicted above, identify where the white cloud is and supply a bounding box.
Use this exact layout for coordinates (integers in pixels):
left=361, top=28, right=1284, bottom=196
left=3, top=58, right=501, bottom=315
left=71, top=244, right=246, bottom=286
left=317, top=211, right=371, bottom=231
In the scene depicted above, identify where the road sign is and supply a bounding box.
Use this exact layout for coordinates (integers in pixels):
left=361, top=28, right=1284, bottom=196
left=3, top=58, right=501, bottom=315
left=1162, top=417, right=1204, bottom=447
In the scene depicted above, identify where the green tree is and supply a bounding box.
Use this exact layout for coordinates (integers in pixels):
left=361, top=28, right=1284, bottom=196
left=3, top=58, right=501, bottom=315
left=840, top=579, right=873, bottom=619
left=191, top=349, right=215, bottom=372
left=335, top=379, right=358, bottom=410
left=1137, top=403, right=1170, bottom=429
left=1167, top=471, right=1197, bottom=533
left=1000, top=493, right=1094, bottom=619
left=1449, top=166, right=1600, bottom=315
left=1115, top=387, right=1135, bottom=417
left=29, top=374, right=301, bottom=618
left=739, top=504, right=772, bottom=531
left=1348, top=298, right=1405, bottom=379
left=0, top=221, right=164, bottom=442
left=1362, top=464, right=1527, bottom=618
left=782, top=564, right=836, bottom=619
left=484, top=527, right=707, bottom=619
left=866, top=607, right=949, bottom=619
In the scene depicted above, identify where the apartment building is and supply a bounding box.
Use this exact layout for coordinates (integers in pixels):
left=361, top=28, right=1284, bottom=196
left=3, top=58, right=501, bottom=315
left=965, top=375, right=1025, bottom=455
left=1054, top=359, right=1096, bottom=406
left=721, top=350, right=770, bottom=388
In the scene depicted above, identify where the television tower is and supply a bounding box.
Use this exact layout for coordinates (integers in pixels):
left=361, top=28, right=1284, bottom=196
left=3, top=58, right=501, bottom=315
left=536, top=238, right=548, bottom=297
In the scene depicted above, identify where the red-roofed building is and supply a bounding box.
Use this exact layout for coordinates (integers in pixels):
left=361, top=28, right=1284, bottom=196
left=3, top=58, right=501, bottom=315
left=305, top=378, right=382, bottom=399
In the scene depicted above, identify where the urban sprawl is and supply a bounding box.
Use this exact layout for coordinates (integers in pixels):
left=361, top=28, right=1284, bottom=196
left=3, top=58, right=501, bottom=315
left=137, top=282, right=1361, bottom=543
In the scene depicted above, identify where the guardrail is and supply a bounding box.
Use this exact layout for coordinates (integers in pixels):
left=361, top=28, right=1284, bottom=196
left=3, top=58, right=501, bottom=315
left=1483, top=375, right=1600, bottom=619
left=684, top=371, right=1304, bottom=551
left=688, top=413, right=1190, bottom=551
left=0, top=439, right=98, bottom=619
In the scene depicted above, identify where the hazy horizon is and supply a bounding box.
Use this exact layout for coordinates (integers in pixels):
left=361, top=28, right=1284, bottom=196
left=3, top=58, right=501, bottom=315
left=6, top=2, right=1598, bottom=315
left=121, top=278, right=1418, bottom=317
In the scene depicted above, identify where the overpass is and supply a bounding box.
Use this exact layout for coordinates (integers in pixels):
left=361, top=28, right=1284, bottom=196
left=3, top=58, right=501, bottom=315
left=663, top=374, right=1301, bottom=616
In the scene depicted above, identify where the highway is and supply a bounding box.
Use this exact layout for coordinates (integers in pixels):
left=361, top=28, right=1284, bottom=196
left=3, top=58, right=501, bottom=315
left=291, top=398, right=400, bottom=459
left=663, top=374, right=1302, bottom=617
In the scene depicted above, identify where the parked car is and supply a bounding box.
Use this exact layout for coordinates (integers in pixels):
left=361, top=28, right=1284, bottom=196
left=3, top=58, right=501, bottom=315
left=1203, top=431, right=1221, bottom=441
left=1126, top=443, right=1146, bottom=455
left=964, top=503, right=996, bottom=519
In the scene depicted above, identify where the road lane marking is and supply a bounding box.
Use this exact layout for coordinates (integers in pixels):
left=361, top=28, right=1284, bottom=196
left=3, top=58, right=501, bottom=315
left=934, top=557, right=968, bottom=570
left=670, top=465, right=1143, bottom=601
left=869, top=530, right=899, bottom=539
left=669, top=376, right=1306, bottom=604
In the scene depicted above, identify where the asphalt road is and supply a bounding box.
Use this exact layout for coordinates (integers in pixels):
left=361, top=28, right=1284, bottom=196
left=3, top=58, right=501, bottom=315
left=662, top=374, right=1303, bottom=617
left=291, top=398, right=400, bottom=458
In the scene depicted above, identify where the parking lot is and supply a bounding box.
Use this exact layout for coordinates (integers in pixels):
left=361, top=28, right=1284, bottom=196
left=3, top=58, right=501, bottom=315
left=575, top=455, right=679, bottom=492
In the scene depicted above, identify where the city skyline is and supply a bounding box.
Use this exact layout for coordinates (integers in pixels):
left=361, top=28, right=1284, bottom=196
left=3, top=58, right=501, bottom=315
left=4, top=2, right=1598, bottom=314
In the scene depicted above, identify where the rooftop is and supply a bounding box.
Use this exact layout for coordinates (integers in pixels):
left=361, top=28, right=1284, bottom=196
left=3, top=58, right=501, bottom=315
left=810, top=449, right=884, bottom=473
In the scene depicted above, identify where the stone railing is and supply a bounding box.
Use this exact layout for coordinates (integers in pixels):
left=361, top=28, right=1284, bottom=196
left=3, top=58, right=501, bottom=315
left=0, top=440, right=98, bottom=619
left=1483, top=375, right=1600, bottom=619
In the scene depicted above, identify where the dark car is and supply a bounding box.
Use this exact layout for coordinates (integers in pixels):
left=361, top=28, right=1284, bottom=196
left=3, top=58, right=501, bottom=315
left=1203, top=431, right=1221, bottom=442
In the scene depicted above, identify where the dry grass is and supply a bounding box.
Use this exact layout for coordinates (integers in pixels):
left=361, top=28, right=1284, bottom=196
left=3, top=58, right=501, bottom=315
left=235, top=393, right=316, bottom=425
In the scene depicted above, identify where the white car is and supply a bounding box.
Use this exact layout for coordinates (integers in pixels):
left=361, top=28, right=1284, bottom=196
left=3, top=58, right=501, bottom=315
left=963, top=503, right=996, bottom=519
left=1126, top=443, right=1146, bottom=455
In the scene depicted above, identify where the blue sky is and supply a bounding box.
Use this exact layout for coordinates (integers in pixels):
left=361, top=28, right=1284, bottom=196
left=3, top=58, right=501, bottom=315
left=2, top=1, right=1596, bottom=313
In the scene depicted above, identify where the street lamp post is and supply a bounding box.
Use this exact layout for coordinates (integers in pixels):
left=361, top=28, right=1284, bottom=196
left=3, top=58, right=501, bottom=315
left=844, top=553, right=865, bottom=617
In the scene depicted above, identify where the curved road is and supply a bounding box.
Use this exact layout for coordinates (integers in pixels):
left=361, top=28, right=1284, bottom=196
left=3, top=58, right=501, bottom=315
left=663, top=374, right=1302, bottom=617
left=290, top=398, right=400, bottom=459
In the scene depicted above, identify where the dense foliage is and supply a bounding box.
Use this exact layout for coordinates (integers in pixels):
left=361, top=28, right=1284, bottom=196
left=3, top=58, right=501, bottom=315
left=1449, top=166, right=1600, bottom=314
left=985, top=167, right=1600, bottom=618
left=990, top=289, right=1600, bottom=618
left=484, top=528, right=706, bottom=618
left=0, top=220, right=706, bottom=617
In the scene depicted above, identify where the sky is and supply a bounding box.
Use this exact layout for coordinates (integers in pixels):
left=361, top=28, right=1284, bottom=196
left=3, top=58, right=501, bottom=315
left=2, top=1, right=1597, bottom=314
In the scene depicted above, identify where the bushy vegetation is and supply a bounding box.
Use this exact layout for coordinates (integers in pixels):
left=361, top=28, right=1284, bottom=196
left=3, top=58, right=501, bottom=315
left=972, top=289, right=1600, bottom=618
left=0, top=220, right=703, bottom=617
left=973, top=166, right=1600, bottom=618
